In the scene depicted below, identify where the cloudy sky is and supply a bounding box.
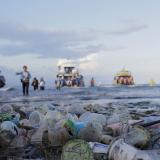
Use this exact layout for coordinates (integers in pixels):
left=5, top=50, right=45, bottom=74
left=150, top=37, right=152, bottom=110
left=0, top=0, right=160, bottom=86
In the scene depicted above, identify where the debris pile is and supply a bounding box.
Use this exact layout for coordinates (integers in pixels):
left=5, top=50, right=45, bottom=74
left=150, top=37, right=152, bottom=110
left=0, top=102, right=160, bottom=159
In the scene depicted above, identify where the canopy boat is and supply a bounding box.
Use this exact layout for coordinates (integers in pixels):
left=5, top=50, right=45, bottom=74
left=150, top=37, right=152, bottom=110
left=0, top=71, right=6, bottom=88
left=113, top=68, right=134, bottom=86
left=56, top=59, right=84, bottom=87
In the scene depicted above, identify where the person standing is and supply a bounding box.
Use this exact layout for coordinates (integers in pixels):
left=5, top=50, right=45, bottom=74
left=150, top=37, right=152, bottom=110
left=90, top=77, right=95, bottom=87
left=17, top=65, right=31, bottom=96
left=31, top=77, right=39, bottom=90
left=39, top=77, right=45, bottom=90
left=55, top=77, right=61, bottom=90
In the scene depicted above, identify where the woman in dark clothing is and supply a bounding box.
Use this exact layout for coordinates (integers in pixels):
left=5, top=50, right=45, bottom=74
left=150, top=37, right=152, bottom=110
left=31, top=77, right=39, bottom=90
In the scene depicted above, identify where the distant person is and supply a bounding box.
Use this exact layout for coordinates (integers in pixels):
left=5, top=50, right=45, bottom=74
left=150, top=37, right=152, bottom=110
left=16, top=65, right=31, bottom=96
left=66, top=78, right=72, bottom=87
left=31, top=77, right=39, bottom=90
left=90, top=77, right=95, bottom=87
left=39, top=77, right=45, bottom=90
left=55, top=77, right=61, bottom=90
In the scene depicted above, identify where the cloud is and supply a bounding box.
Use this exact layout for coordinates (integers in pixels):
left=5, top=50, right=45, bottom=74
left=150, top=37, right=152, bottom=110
left=57, top=53, right=98, bottom=67
left=107, top=23, right=148, bottom=35
left=0, top=22, right=98, bottom=58
left=0, top=21, right=147, bottom=58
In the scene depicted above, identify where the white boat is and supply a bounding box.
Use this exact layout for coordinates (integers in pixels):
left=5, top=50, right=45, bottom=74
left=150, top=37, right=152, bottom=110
left=56, top=59, right=84, bottom=87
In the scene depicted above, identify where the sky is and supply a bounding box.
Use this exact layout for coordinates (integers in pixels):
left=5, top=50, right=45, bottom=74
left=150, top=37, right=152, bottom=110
left=0, top=0, right=160, bottom=86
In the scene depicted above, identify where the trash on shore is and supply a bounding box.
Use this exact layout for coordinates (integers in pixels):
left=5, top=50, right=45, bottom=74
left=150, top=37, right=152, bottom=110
left=0, top=102, right=160, bottom=159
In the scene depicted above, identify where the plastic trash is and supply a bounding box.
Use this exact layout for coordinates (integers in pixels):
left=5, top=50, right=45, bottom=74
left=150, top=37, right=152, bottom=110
left=31, top=120, right=48, bottom=145
left=54, top=119, right=66, bottom=130
left=107, top=106, right=131, bottom=125
left=101, top=135, right=113, bottom=145
left=12, top=106, right=27, bottom=119
left=66, top=105, right=85, bottom=116
left=63, top=119, right=86, bottom=137
left=0, top=113, right=14, bottom=122
left=63, top=119, right=77, bottom=136
left=0, top=121, right=18, bottom=148
left=79, top=123, right=101, bottom=142
left=140, top=115, right=160, bottom=127
left=0, top=121, right=18, bottom=136
left=79, top=112, right=106, bottom=126
left=19, top=119, right=33, bottom=130
left=29, top=111, right=42, bottom=128
left=89, top=142, right=109, bottom=154
left=74, top=121, right=86, bottom=135
left=45, top=111, right=63, bottom=130
left=47, top=128, right=71, bottom=146
left=108, top=139, right=160, bottom=160
left=61, top=139, right=93, bottom=160
left=34, top=104, right=49, bottom=115
left=105, top=120, right=143, bottom=136
left=11, top=113, right=20, bottom=125
left=0, top=104, right=13, bottom=114
left=64, top=113, right=78, bottom=121
left=124, top=126, right=151, bottom=149
left=11, top=128, right=28, bottom=148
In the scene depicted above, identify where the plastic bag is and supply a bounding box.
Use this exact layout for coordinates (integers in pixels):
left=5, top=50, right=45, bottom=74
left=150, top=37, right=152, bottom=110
left=0, top=104, right=13, bottom=114
left=45, top=111, right=63, bottom=129
left=34, top=104, right=49, bottom=115
left=124, top=126, right=151, bottom=149
left=47, top=128, right=70, bottom=146
left=79, top=112, right=106, bottom=126
left=29, top=111, right=43, bottom=127
left=31, top=120, right=48, bottom=145
left=0, top=121, right=18, bottom=147
left=78, top=123, right=101, bottom=142
left=66, top=105, right=85, bottom=116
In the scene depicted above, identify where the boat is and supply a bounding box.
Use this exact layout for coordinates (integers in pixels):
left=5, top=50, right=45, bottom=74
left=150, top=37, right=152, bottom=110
left=148, top=79, right=156, bottom=86
left=0, top=70, right=6, bottom=88
left=113, top=68, right=134, bottom=86
left=56, top=59, right=85, bottom=87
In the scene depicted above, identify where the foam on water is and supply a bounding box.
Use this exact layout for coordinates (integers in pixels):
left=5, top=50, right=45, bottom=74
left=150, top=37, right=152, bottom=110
left=0, top=85, right=160, bottom=109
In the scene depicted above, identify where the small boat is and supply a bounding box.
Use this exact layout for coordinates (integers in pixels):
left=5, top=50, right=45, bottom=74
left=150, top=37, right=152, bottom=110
left=0, top=70, right=6, bottom=88
left=113, top=68, right=134, bottom=86
left=148, top=79, right=156, bottom=86
left=56, top=59, right=85, bottom=87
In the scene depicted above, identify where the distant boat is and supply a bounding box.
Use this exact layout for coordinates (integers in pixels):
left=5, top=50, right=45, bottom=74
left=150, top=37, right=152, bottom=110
left=0, top=70, right=6, bottom=88
left=56, top=59, right=84, bottom=87
left=148, top=79, right=156, bottom=86
left=113, top=68, right=134, bottom=86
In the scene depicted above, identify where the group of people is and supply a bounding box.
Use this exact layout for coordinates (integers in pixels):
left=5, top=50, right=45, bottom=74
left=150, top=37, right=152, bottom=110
left=31, top=77, right=45, bottom=91
left=17, top=65, right=95, bottom=96
left=17, top=66, right=45, bottom=96
left=55, top=75, right=85, bottom=90
left=114, top=76, right=134, bottom=85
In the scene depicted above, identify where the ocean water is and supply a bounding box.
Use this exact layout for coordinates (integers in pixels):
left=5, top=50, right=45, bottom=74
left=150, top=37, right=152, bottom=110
left=0, top=85, right=160, bottom=109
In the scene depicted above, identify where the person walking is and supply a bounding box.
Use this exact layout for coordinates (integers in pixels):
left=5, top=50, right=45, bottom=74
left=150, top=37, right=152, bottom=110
left=17, top=65, right=31, bottom=96
left=39, top=77, right=45, bottom=90
left=31, top=77, right=39, bottom=90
